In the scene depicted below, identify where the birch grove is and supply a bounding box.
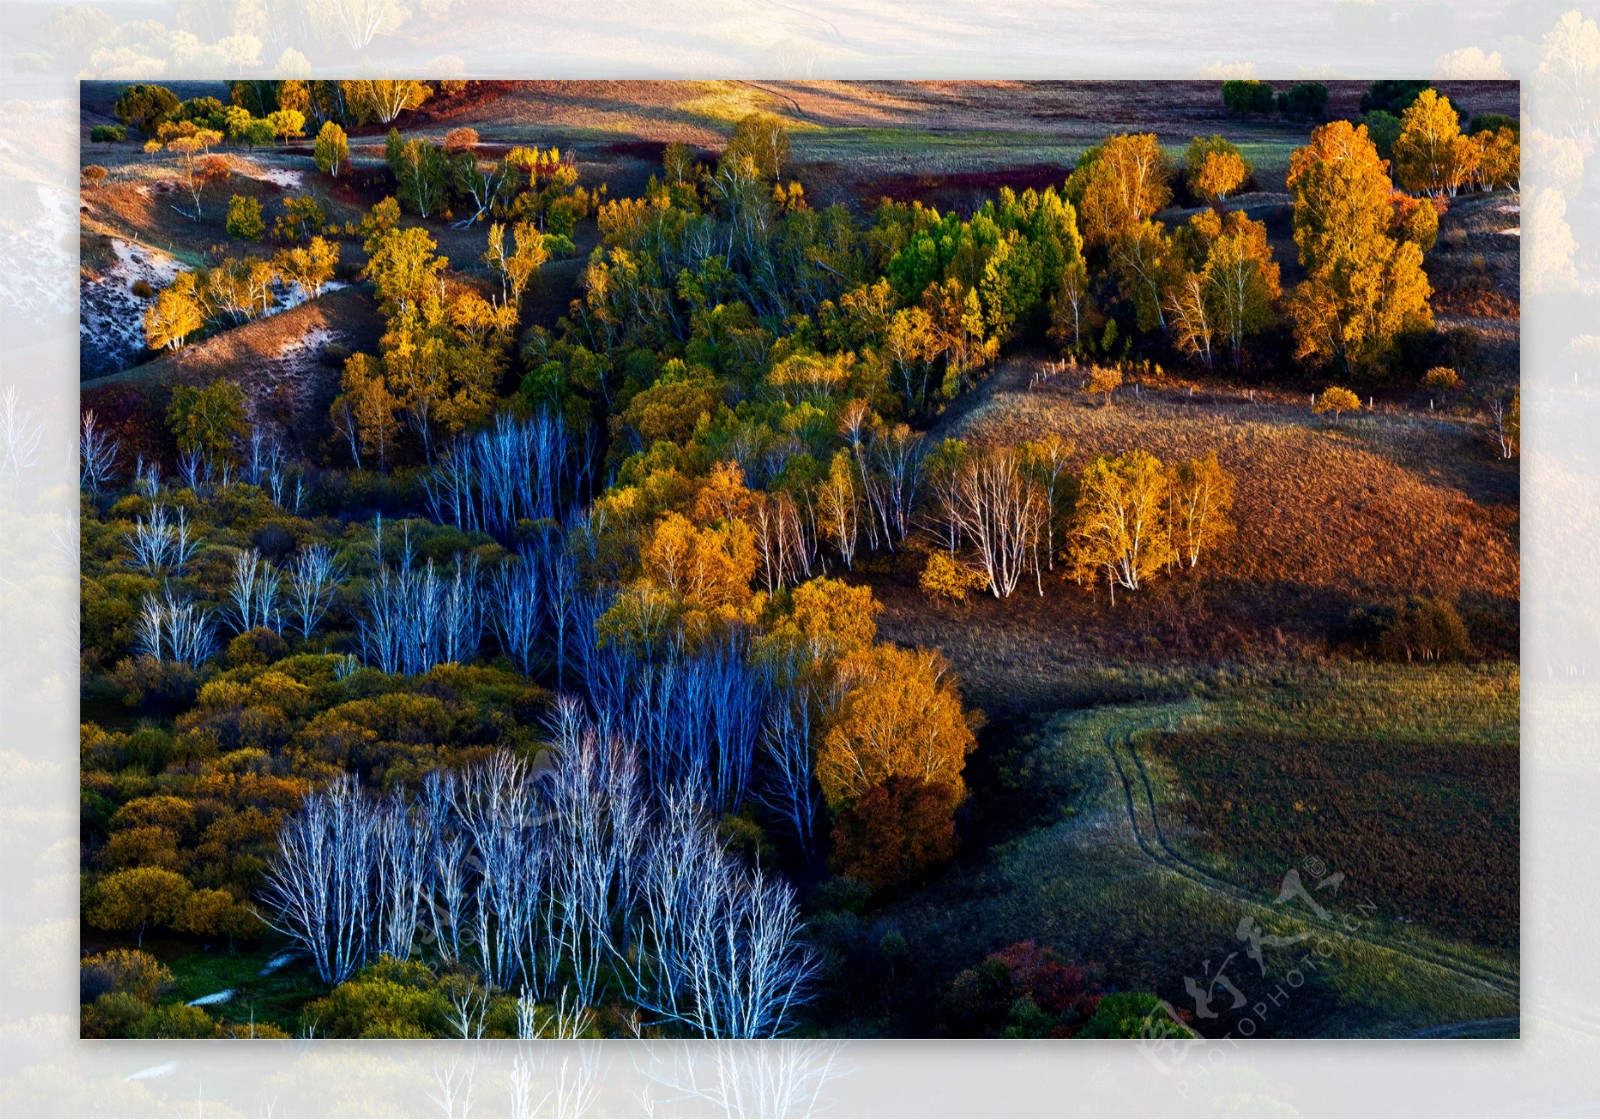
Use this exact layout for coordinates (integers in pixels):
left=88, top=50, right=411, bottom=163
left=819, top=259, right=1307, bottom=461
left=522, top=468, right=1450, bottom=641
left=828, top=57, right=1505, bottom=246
left=942, top=446, right=1049, bottom=598
left=259, top=737, right=816, bottom=1036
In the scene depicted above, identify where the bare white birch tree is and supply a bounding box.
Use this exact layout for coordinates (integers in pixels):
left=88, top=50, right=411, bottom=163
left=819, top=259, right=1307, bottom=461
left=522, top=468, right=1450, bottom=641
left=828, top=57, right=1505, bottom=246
left=947, top=447, right=1048, bottom=597
left=258, top=774, right=380, bottom=985
left=285, top=543, right=345, bottom=640
left=79, top=410, right=121, bottom=494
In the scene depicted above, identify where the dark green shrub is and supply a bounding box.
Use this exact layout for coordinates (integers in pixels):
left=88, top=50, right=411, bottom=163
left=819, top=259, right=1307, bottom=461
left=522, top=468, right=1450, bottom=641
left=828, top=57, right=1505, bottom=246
left=113, top=83, right=180, bottom=134
left=806, top=876, right=872, bottom=916
left=1361, top=110, right=1402, bottom=161
left=1469, top=112, right=1519, bottom=136
left=1222, top=80, right=1275, bottom=115
left=1344, top=597, right=1473, bottom=662
left=91, top=124, right=126, bottom=143
left=1360, top=79, right=1429, bottom=116
left=225, top=195, right=265, bottom=242
left=1278, top=82, right=1329, bottom=120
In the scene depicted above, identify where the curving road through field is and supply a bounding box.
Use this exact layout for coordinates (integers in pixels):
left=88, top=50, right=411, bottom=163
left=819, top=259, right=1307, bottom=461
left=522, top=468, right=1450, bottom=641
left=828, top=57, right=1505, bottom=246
left=1098, top=707, right=1520, bottom=1035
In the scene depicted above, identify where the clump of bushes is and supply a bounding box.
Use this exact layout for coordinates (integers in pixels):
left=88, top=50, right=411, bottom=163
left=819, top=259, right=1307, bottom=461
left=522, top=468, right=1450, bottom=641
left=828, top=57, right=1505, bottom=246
left=1222, top=79, right=1275, bottom=116
left=941, top=942, right=1105, bottom=1037
left=920, top=550, right=988, bottom=602
left=80, top=949, right=233, bottom=1039
left=940, top=942, right=1197, bottom=1038
left=91, top=124, right=126, bottom=143
left=1423, top=366, right=1462, bottom=394
left=82, top=164, right=109, bottom=184
left=1343, top=596, right=1473, bottom=662
left=799, top=881, right=911, bottom=1010
left=442, top=127, right=479, bottom=154
left=1276, top=81, right=1328, bottom=120
left=226, top=195, right=265, bottom=242
left=1076, top=992, right=1196, bottom=1038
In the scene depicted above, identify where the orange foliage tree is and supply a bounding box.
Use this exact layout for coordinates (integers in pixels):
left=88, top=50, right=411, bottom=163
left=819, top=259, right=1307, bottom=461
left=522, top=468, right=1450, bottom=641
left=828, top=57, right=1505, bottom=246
left=830, top=776, right=962, bottom=891
left=641, top=510, right=758, bottom=610
left=816, top=645, right=978, bottom=809
left=762, top=576, right=881, bottom=663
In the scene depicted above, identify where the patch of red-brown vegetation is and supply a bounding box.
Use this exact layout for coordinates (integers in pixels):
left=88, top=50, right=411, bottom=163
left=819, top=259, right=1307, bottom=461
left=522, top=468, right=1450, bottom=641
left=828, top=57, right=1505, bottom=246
left=1154, top=730, right=1518, bottom=951
left=78, top=382, right=171, bottom=467
left=1434, top=284, right=1520, bottom=321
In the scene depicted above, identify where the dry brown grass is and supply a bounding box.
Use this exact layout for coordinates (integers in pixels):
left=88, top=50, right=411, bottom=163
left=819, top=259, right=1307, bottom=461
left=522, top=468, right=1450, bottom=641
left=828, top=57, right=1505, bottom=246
left=868, top=358, right=1518, bottom=715
left=972, top=370, right=1514, bottom=595
left=1425, top=192, right=1522, bottom=398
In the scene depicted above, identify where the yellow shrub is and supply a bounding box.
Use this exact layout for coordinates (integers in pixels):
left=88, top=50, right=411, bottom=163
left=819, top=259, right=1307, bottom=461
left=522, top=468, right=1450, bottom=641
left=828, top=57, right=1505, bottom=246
left=920, top=550, right=988, bottom=602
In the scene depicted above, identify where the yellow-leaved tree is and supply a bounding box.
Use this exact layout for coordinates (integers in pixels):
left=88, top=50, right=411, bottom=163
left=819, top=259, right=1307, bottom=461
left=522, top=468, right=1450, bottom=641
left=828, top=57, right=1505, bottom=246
left=816, top=644, right=978, bottom=810
left=1201, top=213, right=1281, bottom=367
left=1286, top=121, right=1433, bottom=376
left=776, top=576, right=881, bottom=661
left=482, top=220, right=549, bottom=312
left=1069, top=449, right=1173, bottom=602
left=341, top=79, right=431, bottom=125
left=690, top=459, right=757, bottom=525
left=641, top=510, right=758, bottom=611
left=1166, top=451, right=1235, bottom=570
left=332, top=352, right=399, bottom=471
left=1314, top=385, right=1362, bottom=422
left=1184, top=135, right=1253, bottom=201
left=1474, top=127, right=1520, bottom=192
left=143, top=273, right=204, bottom=350
left=1393, top=89, right=1480, bottom=197
left=920, top=549, right=988, bottom=602
left=1067, top=132, right=1175, bottom=249
left=273, top=236, right=339, bottom=299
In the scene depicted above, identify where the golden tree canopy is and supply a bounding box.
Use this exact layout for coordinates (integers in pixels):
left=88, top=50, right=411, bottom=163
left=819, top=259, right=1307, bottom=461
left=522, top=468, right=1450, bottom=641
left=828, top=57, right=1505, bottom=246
left=1393, top=89, right=1474, bottom=196
left=816, top=644, right=977, bottom=810
left=641, top=510, right=758, bottom=610
left=787, top=577, right=881, bottom=657
left=1287, top=121, right=1433, bottom=372
left=1068, top=132, right=1175, bottom=248
left=1069, top=449, right=1173, bottom=594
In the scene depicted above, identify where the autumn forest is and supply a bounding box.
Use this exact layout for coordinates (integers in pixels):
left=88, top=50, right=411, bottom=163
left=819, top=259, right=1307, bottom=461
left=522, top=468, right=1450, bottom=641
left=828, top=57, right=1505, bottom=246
left=76, top=79, right=1521, bottom=1040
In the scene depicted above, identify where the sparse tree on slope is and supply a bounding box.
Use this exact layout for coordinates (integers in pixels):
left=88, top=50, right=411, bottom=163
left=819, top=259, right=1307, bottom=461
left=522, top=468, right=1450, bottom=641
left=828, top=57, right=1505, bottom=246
left=1069, top=450, right=1173, bottom=603
left=313, top=121, right=349, bottom=176
left=1313, top=385, right=1362, bottom=422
